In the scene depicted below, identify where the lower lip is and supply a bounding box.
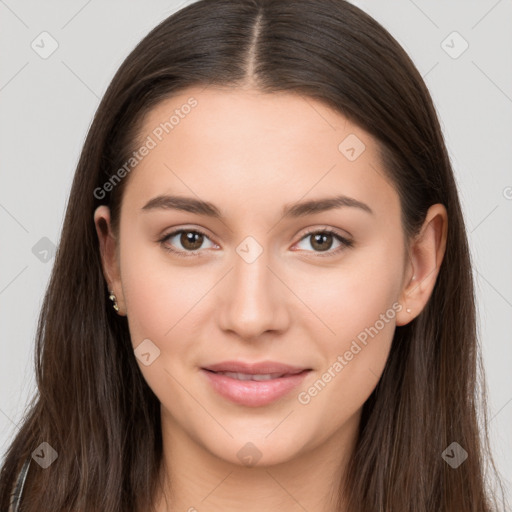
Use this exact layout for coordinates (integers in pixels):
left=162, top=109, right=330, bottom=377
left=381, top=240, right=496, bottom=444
left=201, top=369, right=311, bottom=407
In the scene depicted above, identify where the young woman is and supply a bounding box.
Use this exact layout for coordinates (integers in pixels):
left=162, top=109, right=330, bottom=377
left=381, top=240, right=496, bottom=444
left=0, top=0, right=508, bottom=510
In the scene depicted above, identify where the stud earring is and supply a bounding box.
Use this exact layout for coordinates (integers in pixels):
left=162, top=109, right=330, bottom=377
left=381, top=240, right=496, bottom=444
left=406, top=308, right=412, bottom=313
left=108, top=289, right=119, bottom=312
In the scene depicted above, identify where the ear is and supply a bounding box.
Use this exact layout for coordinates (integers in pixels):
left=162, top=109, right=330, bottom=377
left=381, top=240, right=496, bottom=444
left=93, top=205, right=126, bottom=316
left=396, top=203, right=448, bottom=326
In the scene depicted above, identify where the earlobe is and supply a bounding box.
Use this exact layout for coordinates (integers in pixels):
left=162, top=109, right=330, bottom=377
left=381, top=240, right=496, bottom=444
left=396, top=203, right=448, bottom=326
left=396, top=272, right=419, bottom=326
left=93, top=205, right=126, bottom=315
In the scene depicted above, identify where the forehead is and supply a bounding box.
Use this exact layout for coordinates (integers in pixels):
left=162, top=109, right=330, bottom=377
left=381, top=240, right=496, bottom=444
left=122, top=86, right=400, bottom=224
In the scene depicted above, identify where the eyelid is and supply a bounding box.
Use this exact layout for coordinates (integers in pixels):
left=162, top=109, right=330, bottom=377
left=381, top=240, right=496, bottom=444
left=293, top=226, right=354, bottom=257
left=297, top=225, right=352, bottom=242
left=157, top=226, right=216, bottom=257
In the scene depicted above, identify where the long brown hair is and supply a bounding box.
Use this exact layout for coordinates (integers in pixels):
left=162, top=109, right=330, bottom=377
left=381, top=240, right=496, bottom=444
left=0, top=0, right=507, bottom=510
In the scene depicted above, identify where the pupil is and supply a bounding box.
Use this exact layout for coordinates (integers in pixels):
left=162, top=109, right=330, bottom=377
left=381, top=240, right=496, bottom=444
left=182, top=231, right=203, bottom=250
left=312, top=233, right=332, bottom=251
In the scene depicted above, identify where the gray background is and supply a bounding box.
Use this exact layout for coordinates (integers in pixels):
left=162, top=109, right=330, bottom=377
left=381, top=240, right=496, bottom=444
left=1, top=0, right=511, bottom=504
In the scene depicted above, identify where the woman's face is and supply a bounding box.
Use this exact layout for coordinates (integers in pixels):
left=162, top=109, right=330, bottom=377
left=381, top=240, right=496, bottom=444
left=96, top=86, right=414, bottom=467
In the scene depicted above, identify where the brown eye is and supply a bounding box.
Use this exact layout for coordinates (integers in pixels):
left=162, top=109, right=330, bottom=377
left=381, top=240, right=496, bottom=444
left=310, top=232, right=335, bottom=251
left=159, top=228, right=215, bottom=256
left=295, top=229, right=354, bottom=256
left=179, top=231, right=204, bottom=251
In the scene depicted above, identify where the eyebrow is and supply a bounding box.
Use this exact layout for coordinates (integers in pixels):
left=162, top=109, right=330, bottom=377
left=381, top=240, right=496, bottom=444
left=140, top=194, right=374, bottom=218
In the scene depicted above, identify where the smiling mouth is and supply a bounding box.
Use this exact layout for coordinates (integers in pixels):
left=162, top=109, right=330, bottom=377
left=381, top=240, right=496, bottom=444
left=200, top=368, right=312, bottom=407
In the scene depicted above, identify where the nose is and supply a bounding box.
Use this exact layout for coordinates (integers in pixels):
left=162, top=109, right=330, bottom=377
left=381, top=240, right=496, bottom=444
left=216, top=245, right=290, bottom=341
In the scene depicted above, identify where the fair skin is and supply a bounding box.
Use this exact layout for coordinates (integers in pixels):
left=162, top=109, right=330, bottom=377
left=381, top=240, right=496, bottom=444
left=94, top=86, right=447, bottom=512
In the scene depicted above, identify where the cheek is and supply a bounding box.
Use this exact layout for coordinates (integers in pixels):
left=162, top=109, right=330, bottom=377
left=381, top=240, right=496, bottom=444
left=294, top=241, right=403, bottom=341
left=295, top=242, right=402, bottom=412
left=118, top=243, right=203, bottom=409
left=119, top=238, right=195, bottom=338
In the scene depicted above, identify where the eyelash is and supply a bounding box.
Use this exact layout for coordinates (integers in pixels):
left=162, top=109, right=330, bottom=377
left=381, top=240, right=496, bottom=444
left=158, top=227, right=354, bottom=258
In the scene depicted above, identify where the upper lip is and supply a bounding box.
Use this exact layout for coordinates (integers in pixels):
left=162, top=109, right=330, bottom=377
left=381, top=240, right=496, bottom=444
left=202, top=360, right=311, bottom=375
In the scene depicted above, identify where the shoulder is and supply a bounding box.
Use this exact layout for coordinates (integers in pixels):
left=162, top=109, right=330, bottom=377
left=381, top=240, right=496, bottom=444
left=8, top=457, right=31, bottom=512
